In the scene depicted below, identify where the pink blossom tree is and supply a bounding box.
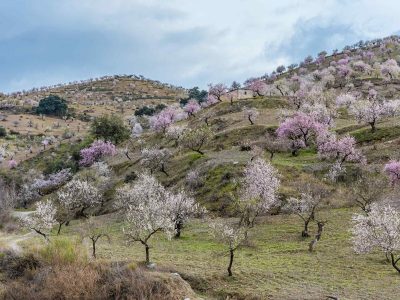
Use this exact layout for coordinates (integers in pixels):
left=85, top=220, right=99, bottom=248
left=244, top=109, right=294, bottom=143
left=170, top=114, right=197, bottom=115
left=276, top=112, right=327, bottom=156
left=79, top=140, right=117, bottom=166
left=149, top=107, right=179, bottom=133
left=246, top=79, right=267, bottom=97
left=345, top=91, right=400, bottom=132
left=384, top=160, right=400, bottom=185
left=208, top=83, right=228, bottom=102
left=318, top=134, right=365, bottom=180
left=183, top=99, right=201, bottom=117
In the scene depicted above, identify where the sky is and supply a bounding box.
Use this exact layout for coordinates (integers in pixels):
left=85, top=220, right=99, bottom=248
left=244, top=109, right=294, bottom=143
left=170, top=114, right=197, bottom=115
left=1, top=0, right=400, bottom=93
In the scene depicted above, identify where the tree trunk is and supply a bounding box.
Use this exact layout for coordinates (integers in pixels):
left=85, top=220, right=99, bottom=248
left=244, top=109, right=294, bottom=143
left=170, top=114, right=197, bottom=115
left=227, top=249, right=234, bottom=276
left=160, top=164, right=169, bottom=177
left=270, top=152, right=274, bottom=160
left=248, top=115, right=254, bottom=125
left=57, top=222, right=64, bottom=235
left=204, top=117, right=209, bottom=126
left=175, top=220, right=182, bottom=238
left=302, top=220, right=310, bottom=237
left=92, top=238, right=97, bottom=258
left=370, top=122, right=376, bottom=132
left=309, top=221, right=325, bottom=252
left=390, top=253, right=400, bottom=273
left=145, top=244, right=150, bottom=265
left=194, top=149, right=204, bottom=155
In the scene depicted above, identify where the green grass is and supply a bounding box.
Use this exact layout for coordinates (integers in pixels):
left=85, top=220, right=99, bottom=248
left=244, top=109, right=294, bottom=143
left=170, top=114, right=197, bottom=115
left=351, top=125, right=400, bottom=144
left=24, top=207, right=400, bottom=300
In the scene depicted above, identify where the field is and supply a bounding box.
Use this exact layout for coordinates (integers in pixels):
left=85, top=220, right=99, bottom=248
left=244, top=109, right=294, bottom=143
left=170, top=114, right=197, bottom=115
left=11, top=207, right=398, bottom=300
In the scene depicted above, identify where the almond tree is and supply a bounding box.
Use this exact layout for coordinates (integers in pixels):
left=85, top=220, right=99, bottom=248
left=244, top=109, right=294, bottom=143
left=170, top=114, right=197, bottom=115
left=140, top=147, right=172, bottom=176
left=276, top=112, right=326, bottom=155
left=116, top=174, right=175, bottom=264
left=79, top=216, right=110, bottom=259
left=79, top=140, right=117, bottom=166
left=209, top=220, right=247, bottom=276
left=351, top=204, right=400, bottom=273
left=150, top=107, right=179, bottom=133
left=168, top=188, right=202, bottom=238
left=184, top=99, right=201, bottom=117
left=351, top=173, right=388, bottom=213
left=244, top=108, right=259, bottom=125
left=339, top=89, right=400, bottom=132
left=284, top=181, right=329, bottom=237
left=238, top=158, right=280, bottom=229
left=166, top=124, right=187, bottom=146
left=384, top=160, right=400, bottom=185
left=57, top=179, right=101, bottom=218
left=208, top=83, right=228, bottom=102
left=180, top=126, right=213, bottom=155
left=21, top=200, right=57, bottom=241
left=264, top=132, right=289, bottom=160
left=317, top=134, right=365, bottom=179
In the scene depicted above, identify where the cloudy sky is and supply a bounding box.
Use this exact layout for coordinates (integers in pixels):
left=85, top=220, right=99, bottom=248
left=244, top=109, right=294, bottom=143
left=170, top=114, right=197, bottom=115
left=1, top=0, right=400, bottom=93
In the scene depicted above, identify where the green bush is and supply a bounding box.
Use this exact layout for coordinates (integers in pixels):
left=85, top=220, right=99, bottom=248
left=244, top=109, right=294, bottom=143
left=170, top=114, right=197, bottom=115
left=135, top=106, right=155, bottom=116
left=90, top=114, right=130, bottom=144
left=40, top=237, right=87, bottom=265
left=0, top=126, right=6, bottom=137
left=36, top=95, right=68, bottom=117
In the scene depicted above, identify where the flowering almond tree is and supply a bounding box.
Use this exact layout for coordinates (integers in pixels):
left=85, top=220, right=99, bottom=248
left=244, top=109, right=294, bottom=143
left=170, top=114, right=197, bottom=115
left=31, top=168, right=72, bottom=195
left=22, top=200, right=57, bottom=241
left=140, top=147, right=172, bottom=176
left=116, top=174, right=176, bottom=264
left=384, top=160, right=400, bottom=185
left=208, top=83, right=228, bottom=102
left=284, top=181, right=329, bottom=237
left=184, top=99, right=201, bottom=117
left=209, top=220, right=247, bottom=276
left=338, top=89, right=400, bottom=132
left=149, top=107, right=179, bottom=133
left=238, top=158, right=280, bottom=228
left=276, top=112, right=326, bottom=155
left=317, top=134, right=365, bottom=179
left=244, top=108, right=259, bottom=125
left=57, top=179, right=101, bottom=218
left=168, top=188, right=202, bottom=238
left=351, top=204, right=400, bottom=273
left=79, top=140, right=117, bottom=166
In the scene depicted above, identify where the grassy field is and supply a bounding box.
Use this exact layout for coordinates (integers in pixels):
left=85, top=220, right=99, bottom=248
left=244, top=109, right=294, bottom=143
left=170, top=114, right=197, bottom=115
left=18, top=207, right=400, bottom=300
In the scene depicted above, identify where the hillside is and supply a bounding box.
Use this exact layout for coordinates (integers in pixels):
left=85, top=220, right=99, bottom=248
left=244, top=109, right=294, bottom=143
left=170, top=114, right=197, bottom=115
left=2, top=36, right=400, bottom=299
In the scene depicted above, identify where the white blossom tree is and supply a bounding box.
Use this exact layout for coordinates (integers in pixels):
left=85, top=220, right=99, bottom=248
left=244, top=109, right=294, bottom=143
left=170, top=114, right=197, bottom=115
left=57, top=179, right=101, bottom=218
left=116, top=174, right=176, bottom=264
left=168, top=189, right=203, bottom=238
left=351, top=204, right=400, bottom=273
left=284, top=181, right=329, bottom=237
left=209, top=220, right=247, bottom=276
left=238, top=158, right=280, bottom=229
left=21, top=200, right=57, bottom=241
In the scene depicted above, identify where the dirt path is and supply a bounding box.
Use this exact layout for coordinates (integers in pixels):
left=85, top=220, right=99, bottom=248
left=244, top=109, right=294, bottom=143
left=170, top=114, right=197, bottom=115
left=0, top=210, right=35, bottom=253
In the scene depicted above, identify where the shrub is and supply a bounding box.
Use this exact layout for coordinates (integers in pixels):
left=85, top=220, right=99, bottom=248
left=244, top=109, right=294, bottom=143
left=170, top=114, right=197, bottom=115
left=90, top=115, right=130, bottom=144
left=39, top=237, right=87, bottom=265
left=135, top=106, right=155, bottom=116
left=36, top=95, right=68, bottom=117
left=0, top=126, right=6, bottom=137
